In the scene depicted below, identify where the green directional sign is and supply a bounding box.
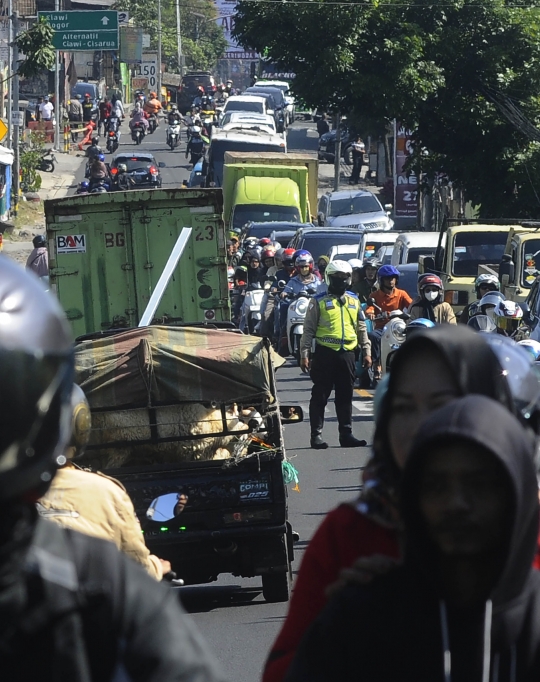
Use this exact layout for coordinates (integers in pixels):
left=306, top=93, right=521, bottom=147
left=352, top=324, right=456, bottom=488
left=38, top=11, right=119, bottom=50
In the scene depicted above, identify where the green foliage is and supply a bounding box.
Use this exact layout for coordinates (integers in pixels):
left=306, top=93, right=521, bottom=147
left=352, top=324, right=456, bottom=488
left=20, top=131, right=47, bottom=192
left=234, top=0, right=540, bottom=218
left=114, top=0, right=227, bottom=71
left=15, top=17, right=56, bottom=78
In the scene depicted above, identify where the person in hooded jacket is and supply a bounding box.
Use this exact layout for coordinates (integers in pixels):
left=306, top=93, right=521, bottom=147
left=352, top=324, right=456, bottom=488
left=286, top=394, right=540, bottom=682
left=408, top=273, right=457, bottom=324
left=26, top=235, right=48, bottom=277
left=262, top=324, right=535, bottom=682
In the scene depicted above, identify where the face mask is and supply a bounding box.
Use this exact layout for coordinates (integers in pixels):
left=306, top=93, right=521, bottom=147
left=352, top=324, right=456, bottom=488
left=424, top=290, right=439, bottom=302
left=328, top=277, right=349, bottom=296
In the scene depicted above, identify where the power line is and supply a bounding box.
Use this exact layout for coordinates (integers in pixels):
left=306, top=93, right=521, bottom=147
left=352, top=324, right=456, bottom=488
left=240, top=0, right=540, bottom=6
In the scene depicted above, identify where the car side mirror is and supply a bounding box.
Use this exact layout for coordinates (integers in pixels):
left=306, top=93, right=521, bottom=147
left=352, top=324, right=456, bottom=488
left=159, top=161, right=166, bottom=168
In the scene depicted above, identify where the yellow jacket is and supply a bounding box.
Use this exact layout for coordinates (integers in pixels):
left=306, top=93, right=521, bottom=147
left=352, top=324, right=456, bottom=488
left=38, top=464, right=163, bottom=580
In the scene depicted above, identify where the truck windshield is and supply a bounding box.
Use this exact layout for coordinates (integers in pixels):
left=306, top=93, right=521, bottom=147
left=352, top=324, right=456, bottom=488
left=329, top=195, right=381, bottom=216
left=406, top=247, right=436, bottom=264
left=521, top=240, right=540, bottom=287
left=208, top=140, right=285, bottom=186
left=452, top=232, right=508, bottom=277
left=232, top=205, right=301, bottom=229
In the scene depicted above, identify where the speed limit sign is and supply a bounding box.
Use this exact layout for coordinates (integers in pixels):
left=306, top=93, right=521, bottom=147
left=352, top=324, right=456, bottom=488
left=137, top=53, right=158, bottom=91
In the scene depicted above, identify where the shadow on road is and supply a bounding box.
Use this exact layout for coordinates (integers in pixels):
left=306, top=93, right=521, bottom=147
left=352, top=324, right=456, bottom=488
left=180, top=585, right=262, bottom=613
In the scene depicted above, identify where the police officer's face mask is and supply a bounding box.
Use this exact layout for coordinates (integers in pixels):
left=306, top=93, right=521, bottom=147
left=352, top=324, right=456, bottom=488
left=328, top=275, right=350, bottom=296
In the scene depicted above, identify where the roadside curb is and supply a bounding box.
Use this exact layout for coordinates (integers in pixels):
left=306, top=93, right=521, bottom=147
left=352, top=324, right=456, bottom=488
left=37, top=152, right=86, bottom=201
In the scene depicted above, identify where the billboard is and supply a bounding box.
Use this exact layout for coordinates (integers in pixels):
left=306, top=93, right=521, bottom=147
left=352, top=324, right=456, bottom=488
left=394, top=122, right=418, bottom=219
left=214, top=0, right=257, bottom=57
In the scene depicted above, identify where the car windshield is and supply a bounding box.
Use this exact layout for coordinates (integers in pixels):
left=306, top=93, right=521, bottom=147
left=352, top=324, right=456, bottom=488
left=225, top=101, right=263, bottom=113
left=405, top=247, right=436, bottom=264
left=452, top=232, right=508, bottom=277
left=72, top=84, right=96, bottom=99
left=115, top=157, right=154, bottom=172
left=329, top=195, right=381, bottom=216
left=209, top=140, right=285, bottom=185
left=248, top=89, right=283, bottom=106
left=302, top=234, right=361, bottom=257
left=233, top=205, right=301, bottom=230
left=521, top=239, right=540, bottom=287
left=363, top=240, right=391, bottom=259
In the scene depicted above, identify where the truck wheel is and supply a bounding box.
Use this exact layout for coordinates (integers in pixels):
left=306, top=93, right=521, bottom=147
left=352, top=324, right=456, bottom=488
left=262, top=572, right=290, bottom=603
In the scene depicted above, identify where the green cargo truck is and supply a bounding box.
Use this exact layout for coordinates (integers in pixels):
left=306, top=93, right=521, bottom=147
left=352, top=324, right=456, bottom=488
left=222, top=151, right=318, bottom=229
left=45, top=188, right=230, bottom=337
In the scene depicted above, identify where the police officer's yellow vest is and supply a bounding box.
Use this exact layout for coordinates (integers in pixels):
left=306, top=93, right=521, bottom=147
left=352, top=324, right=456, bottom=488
left=315, top=293, right=359, bottom=351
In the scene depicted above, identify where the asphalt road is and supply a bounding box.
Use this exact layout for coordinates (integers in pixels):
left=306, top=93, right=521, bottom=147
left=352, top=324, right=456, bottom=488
left=75, top=117, right=373, bottom=681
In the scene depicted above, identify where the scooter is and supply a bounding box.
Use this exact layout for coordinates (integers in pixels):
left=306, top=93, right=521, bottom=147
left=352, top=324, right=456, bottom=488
left=286, top=288, right=316, bottom=365
left=106, top=128, right=119, bottom=153
left=167, top=120, right=181, bottom=149
left=239, top=283, right=265, bottom=334
left=131, top=122, right=146, bottom=144
left=37, top=150, right=56, bottom=173
left=89, top=178, right=110, bottom=194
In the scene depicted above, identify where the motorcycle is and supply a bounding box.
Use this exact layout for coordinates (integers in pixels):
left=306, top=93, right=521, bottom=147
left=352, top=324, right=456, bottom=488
left=37, top=150, right=56, bottom=173
left=239, top=283, right=266, bottom=334
left=167, top=120, right=181, bottom=149
left=131, top=122, right=146, bottom=145
left=106, top=129, right=119, bottom=154
left=89, top=178, right=111, bottom=194
left=286, top=287, right=316, bottom=365
left=148, top=113, right=158, bottom=134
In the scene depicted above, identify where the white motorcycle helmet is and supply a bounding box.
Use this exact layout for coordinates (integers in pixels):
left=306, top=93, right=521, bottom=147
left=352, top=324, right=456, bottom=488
left=478, top=290, right=506, bottom=319
left=493, top=299, right=523, bottom=333
left=192, top=125, right=201, bottom=134
left=348, top=259, right=363, bottom=271
left=518, top=339, right=540, bottom=361
left=325, top=260, right=353, bottom=296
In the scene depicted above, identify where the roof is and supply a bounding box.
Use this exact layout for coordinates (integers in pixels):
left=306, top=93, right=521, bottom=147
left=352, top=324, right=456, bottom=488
left=295, top=227, right=365, bottom=236
left=251, top=221, right=312, bottom=229
left=211, top=129, right=285, bottom=145
left=114, top=152, right=155, bottom=160
left=225, top=95, right=268, bottom=103
left=395, top=232, right=441, bottom=246
left=162, top=72, right=182, bottom=87
left=325, top=189, right=374, bottom=200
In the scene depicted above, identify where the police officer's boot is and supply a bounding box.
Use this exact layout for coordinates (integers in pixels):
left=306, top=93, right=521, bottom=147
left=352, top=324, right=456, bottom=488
left=310, top=433, right=328, bottom=450
left=339, top=430, right=367, bottom=448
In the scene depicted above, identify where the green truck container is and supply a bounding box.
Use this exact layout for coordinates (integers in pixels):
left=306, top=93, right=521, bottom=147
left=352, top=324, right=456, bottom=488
left=222, top=151, right=318, bottom=229
left=45, top=188, right=230, bottom=338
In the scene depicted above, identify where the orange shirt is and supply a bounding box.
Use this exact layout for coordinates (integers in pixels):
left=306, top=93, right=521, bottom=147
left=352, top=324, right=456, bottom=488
left=366, top=287, right=412, bottom=329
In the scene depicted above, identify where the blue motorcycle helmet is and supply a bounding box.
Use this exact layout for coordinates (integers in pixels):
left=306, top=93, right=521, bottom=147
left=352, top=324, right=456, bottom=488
left=407, top=318, right=435, bottom=336
left=98, top=154, right=105, bottom=162
left=377, top=264, right=401, bottom=281
left=80, top=180, right=90, bottom=190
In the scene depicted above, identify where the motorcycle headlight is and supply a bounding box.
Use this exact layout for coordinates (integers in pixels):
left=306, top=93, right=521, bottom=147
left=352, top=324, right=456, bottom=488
left=385, top=319, right=407, bottom=345
left=295, top=300, right=308, bottom=315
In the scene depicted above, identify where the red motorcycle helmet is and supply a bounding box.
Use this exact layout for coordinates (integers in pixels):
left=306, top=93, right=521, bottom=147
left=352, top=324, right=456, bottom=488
left=259, top=238, right=272, bottom=247
left=282, top=248, right=296, bottom=270
left=261, top=247, right=276, bottom=261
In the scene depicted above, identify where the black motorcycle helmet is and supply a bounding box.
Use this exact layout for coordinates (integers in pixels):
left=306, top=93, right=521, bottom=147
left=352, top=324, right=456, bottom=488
left=0, top=256, right=74, bottom=501
left=33, top=234, right=46, bottom=249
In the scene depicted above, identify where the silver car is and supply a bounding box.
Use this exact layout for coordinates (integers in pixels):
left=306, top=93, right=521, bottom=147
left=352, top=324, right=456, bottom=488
left=317, top=189, right=394, bottom=231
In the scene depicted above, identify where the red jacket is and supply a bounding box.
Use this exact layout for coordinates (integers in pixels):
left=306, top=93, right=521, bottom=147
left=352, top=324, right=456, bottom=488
left=264, top=503, right=540, bottom=682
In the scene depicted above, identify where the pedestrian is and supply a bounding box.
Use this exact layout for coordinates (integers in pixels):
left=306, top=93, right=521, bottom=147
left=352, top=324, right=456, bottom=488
left=300, top=260, right=372, bottom=449
left=35, top=96, right=43, bottom=122
left=263, top=324, right=527, bottom=682
left=316, top=113, right=329, bottom=138
left=349, top=135, right=365, bottom=184
left=39, top=95, right=54, bottom=122
left=408, top=273, right=457, bottom=324
left=82, top=92, right=94, bottom=123
left=98, top=96, right=112, bottom=136
left=285, top=394, right=540, bottom=682
left=25, top=234, right=48, bottom=277
left=68, top=93, right=83, bottom=142
left=0, top=257, right=226, bottom=682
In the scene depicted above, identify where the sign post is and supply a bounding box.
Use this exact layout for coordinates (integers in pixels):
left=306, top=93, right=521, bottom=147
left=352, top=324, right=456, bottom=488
left=38, top=10, right=119, bottom=50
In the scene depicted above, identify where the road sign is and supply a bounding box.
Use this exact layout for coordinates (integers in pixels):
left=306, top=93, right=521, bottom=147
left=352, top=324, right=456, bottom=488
left=137, top=53, right=158, bottom=91
left=118, top=11, right=129, bottom=25
left=0, top=119, right=7, bottom=142
left=38, top=10, right=119, bottom=50
left=11, top=111, right=23, bottom=127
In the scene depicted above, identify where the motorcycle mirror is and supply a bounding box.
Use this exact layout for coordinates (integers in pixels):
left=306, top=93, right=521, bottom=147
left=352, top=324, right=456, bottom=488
left=278, top=280, right=286, bottom=289
left=146, top=492, right=188, bottom=522
left=182, top=180, right=188, bottom=187
left=279, top=405, right=304, bottom=424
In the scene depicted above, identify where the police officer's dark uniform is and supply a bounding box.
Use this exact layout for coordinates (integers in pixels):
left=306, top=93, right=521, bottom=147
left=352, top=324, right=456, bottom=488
left=300, top=263, right=372, bottom=449
left=82, top=96, right=94, bottom=122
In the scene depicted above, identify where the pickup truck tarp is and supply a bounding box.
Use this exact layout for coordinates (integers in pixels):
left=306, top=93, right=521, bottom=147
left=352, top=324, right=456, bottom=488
left=75, top=326, right=285, bottom=409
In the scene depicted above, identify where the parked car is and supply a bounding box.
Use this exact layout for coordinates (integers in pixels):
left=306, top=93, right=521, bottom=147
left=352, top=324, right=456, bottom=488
left=328, top=244, right=359, bottom=262
left=110, top=152, right=165, bottom=189
left=288, top=227, right=363, bottom=260
left=318, top=127, right=355, bottom=164
left=317, top=190, right=394, bottom=231
left=390, top=232, right=443, bottom=265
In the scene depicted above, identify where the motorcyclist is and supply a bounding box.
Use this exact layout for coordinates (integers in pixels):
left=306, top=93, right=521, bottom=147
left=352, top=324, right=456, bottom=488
left=192, top=86, right=205, bottom=109
left=186, top=126, right=205, bottom=165
left=26, top=234, right=48, bottom=277
left=474, top=290, right=506, bottom=321
left=316, top=255, right=329, bottom=279
left=116, top=162, right=131, bottom=190
left=88, top=153, right=108, bottom=189
left=407, top=274, right=457, bottom=324
left=0, top=256, right=226, bottom=681
left=246, top=249, right=266, bottom=286
left=98, top=96, right=112, bottom=136
left=261, top=248, right=296, bottom=339
left=262, top=246, right=277, bottom=277
left=458, top=273, right=500, bottom=324
left=85, top=137, right=103, bottom=160
left=82, top=92, right=94, bottom=122
left=168, top=104, right=181, bottom=126
left=493, top=299, right=528, bottom=339
left=227, top=239, right=241, bottom=268
left=130, top=102, right=149, bottom=132
left=144, top=91, right=162, bottom=118
left=366, top=264, right=412, bottom=378
left=38, top=385, right=170, bottom=581
left=351, top=257, right=380, bottom=303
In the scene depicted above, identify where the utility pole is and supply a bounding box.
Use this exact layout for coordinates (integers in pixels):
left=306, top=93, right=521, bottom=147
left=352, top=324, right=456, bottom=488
left=157, top=0, right=162, bottom=98
left=334, top=113, right=341, bottom=191
left=175, top=0, right=183, bottom=75
left=54, top=0, right=60, bottom=151
left=6, top=0, right=12, bottom=150
left=11, top=9, right=19, bottom=214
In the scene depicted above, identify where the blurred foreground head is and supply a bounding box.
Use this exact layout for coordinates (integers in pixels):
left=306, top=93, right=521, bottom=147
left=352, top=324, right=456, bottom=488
left=0, top=257, right=73, bottom=502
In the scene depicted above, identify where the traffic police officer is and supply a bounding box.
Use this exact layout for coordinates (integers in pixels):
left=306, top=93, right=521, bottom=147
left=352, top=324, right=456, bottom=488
left=300, top=260, right=372, bottom=449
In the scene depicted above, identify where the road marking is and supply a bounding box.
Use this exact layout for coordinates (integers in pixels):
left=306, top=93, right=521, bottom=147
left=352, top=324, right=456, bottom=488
left=353, top=400, right=373, bottom=416
left=354, top=388, right=374, bottom=399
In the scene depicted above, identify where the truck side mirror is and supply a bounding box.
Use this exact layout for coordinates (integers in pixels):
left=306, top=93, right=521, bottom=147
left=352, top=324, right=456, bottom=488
left=420, top=255, right=436, bottom=274
left=317, top=213, right=324, bottom=227
left=499, top=255, right=515, bottom=287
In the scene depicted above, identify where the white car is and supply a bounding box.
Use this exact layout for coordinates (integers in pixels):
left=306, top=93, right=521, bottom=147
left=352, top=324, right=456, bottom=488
left=256, top=80, right=295, bottom=122
left=327, top=244, right=359, bottom=262
left=318, top=189, right=394, bottom=231
left=220, top=95, right=270, bottom=121
left=219, top=112, right=278, bottom=136
left=390, top=232, right=445, bottom=266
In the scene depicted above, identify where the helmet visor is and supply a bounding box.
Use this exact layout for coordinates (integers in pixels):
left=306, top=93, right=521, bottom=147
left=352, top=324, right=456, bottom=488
left=496, top=316, right=521, bottom=332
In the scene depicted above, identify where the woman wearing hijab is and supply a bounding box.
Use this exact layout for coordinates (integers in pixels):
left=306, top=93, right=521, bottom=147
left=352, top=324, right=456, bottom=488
left=263, top=325, right=522, bottom=682
left=286, top=395, right=540, bottom=682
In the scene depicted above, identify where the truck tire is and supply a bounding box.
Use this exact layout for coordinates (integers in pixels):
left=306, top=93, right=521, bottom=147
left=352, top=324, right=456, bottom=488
left=262, top=571, right=290, bottom=603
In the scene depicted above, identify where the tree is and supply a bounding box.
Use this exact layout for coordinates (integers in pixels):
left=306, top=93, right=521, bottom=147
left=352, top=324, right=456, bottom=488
left=234, top=0, right=540, bottom=218
left=114, top=0, right=227, bottom=72
left=15, top=17, right=56, bottom=78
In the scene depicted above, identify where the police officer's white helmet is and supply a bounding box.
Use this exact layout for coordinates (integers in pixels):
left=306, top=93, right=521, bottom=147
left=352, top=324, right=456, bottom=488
left=324, top=259, right=353, bottom=286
